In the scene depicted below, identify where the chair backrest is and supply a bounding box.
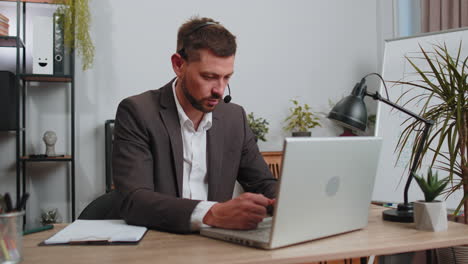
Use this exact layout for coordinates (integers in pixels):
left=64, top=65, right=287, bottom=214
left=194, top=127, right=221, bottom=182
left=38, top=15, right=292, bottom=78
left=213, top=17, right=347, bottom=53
left=105, top=119, right=115, bottom=193
left=77, top=120, right=118, bottom=220
left=78, top=191, right=121, bottom=219
left=261, top=151, right=283, bottom=179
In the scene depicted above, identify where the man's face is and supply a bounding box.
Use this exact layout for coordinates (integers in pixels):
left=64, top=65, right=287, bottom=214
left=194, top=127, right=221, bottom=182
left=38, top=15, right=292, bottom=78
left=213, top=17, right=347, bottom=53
left=178, top=49, right=235, bottom=113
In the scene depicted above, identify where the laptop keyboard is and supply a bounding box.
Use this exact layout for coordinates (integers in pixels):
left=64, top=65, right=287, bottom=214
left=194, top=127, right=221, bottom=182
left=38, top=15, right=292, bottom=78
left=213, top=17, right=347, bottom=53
left=238, top=226, right=272, bottom=242
left=208, top=217, right=273, bottom=243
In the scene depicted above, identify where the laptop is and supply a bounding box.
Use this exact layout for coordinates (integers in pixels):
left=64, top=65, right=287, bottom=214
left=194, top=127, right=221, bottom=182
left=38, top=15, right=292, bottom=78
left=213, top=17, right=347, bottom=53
left=200, top=137, right=383, bottom=249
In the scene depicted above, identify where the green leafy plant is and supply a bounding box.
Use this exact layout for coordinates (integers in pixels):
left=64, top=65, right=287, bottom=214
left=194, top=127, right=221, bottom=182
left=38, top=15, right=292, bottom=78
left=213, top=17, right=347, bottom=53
left=413, top=169, right=449, bottom=202
left=284, top=100, right=321, bottom=133
left=367, top=114, right=376, bottom=127
left=395, top=42, right=468, bottom=221
left=54, top=0, right=95, bottom=70
left=41, top=208, right=60, bottom=225
left=247, top=112, right=269, bottom=142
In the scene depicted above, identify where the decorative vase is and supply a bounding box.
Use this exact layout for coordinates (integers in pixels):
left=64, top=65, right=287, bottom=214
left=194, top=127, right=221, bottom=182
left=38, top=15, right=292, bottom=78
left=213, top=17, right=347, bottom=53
left=292, top=131, right=311, bottom=137
left=413, top=200, right=448, bottom=232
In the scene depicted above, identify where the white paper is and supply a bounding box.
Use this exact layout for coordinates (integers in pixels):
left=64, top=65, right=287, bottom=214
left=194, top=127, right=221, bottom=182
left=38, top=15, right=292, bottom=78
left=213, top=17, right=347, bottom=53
left=44, top=220, right=147, bottom=244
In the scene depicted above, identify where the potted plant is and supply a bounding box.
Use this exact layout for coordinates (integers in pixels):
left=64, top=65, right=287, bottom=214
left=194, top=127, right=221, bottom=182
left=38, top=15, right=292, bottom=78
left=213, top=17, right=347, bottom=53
left=413, top=169, right=449, bottom=231
left=284, top=99, right=321, bottom=137
left=40, top=208, right=61, bottom=225
left=54, top=0, right=94, bottom=70
left=395, top=43, right=468, bottom=224
left=247, top=112, right=269, bottom=142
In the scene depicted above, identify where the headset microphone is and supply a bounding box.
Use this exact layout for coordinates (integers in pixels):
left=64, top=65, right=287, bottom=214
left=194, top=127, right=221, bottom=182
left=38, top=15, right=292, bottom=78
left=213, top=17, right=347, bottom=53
left=224, top=84, right=232, bottom=103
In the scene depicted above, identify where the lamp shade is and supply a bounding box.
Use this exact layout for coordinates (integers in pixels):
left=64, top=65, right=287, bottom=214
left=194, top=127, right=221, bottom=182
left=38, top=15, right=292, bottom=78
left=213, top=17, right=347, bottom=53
left=328, top=96, right=367, bottom=132
left=328, top=79, right=368, bottom=132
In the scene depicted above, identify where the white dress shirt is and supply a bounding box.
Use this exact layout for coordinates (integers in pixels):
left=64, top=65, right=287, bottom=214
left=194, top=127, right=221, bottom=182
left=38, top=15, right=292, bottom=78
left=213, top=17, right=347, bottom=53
left=172, top=80, right=217, bottom=230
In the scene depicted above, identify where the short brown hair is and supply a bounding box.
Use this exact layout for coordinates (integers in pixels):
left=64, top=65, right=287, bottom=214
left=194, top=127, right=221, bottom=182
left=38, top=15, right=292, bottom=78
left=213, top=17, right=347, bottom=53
left=177, top=16, right=237, bottom=61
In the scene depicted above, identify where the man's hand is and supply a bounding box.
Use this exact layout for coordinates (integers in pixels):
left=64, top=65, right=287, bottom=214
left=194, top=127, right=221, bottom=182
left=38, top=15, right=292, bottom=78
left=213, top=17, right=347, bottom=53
left=203, top=193, right=275, bottom=230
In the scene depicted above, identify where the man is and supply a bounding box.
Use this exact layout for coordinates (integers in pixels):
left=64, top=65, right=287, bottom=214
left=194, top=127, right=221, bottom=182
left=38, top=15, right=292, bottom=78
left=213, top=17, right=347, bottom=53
left=112, top=17, right=277, bottom=234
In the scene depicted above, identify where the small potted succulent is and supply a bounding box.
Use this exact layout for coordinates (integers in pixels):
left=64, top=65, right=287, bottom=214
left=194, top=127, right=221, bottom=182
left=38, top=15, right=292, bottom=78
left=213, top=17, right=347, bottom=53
left=413, top=169, right=449, bottom=232
left=247, top=112, right=269, bottom=142
left=284, top=100, right=321, bottom=137
left=41, top=208, right=61, bottom=225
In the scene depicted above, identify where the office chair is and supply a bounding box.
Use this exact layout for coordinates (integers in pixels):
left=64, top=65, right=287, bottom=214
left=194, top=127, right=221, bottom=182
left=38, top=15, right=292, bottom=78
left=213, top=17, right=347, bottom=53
left=78, top=119, right=120, bottom=220
left=78, top=191, right=121, bottom=220
left=105, top=119, right=115, bottom=193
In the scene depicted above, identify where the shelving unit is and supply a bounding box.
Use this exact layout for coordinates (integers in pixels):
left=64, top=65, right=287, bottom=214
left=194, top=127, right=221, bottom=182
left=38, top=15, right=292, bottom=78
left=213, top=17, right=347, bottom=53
left=0, top=0, right=76, bottom=221
left=0, top=36, right=25, bottom=47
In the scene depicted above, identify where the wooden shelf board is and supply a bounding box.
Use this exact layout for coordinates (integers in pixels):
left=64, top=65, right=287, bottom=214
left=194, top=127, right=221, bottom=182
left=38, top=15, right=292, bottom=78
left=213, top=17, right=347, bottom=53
left=20, top=74, right=72, bottom=82
left=0, top=128, right=23, bottom=132
left=20, top=155, right=72, bottom=162
left=0, top=0, right=59, bottom=4
left=0, top=36, right=24, bottom=48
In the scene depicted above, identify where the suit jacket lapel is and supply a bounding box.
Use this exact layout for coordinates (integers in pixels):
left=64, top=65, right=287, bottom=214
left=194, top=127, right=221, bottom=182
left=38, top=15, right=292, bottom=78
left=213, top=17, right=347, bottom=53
left=207, top=110, right=224, bottom=201
left=159, top=81, right=184, bottom=197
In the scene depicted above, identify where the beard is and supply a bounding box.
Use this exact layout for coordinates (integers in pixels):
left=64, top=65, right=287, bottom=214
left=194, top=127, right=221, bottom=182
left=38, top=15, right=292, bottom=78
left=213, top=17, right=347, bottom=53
left=181, top=77, right=221, bottom=113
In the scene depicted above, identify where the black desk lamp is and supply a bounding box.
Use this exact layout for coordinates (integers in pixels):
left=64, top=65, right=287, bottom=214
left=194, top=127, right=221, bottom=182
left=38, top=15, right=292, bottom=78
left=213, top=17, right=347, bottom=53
left=328, top=73, right=434, bottom=222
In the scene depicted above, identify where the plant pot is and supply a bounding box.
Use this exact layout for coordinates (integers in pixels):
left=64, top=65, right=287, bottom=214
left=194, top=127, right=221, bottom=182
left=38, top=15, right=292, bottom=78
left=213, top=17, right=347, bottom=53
left=292, top=131, right=311, bottom=137
left=413, top=200, right=448, bottom=232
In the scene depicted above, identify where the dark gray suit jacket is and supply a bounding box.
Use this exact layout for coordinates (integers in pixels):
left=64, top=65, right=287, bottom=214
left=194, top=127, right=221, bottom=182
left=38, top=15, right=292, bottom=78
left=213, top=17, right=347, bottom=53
left=112, top=79, right=277, bottom=233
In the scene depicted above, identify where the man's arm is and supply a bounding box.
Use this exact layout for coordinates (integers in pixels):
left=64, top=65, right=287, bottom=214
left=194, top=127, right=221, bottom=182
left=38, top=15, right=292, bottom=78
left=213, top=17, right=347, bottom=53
left=237, top=107, right=277, bottom=198
left=202, top=106, right=277, bottom=230
left=112, top=97, right=199, bottom=234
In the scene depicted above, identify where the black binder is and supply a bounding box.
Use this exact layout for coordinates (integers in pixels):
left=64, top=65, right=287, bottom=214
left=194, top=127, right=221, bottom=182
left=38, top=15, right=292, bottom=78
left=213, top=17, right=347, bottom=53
left=0, top=71, right=18, bottom=131
left=53, top=13, right=65, bottom=75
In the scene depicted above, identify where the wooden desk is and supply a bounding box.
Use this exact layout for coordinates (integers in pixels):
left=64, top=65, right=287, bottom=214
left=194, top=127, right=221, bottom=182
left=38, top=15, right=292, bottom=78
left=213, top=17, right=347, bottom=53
left=22, top=205, right=468, bottom=264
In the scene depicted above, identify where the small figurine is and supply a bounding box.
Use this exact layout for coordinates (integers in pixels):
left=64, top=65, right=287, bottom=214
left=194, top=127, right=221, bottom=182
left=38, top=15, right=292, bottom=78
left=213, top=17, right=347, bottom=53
left=43, top=131, right=57, bottom=156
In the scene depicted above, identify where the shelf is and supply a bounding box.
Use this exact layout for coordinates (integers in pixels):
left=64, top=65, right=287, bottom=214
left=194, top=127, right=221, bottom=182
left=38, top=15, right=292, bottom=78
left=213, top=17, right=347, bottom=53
left=20, top=155, right=72, bottom=162
left=0, top=0, right=58, bottom=4
left=0, top=127, right=24, bottom=132
left=0, top=36, right=25, bottom=48
left=5, top=0, right=77, bottom=221
left=20, top=74, right=72, bottom=82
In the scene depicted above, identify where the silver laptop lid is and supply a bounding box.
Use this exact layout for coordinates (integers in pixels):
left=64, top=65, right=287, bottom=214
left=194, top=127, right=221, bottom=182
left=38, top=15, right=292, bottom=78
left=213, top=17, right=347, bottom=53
left=270, top=137, right=382, bottom=249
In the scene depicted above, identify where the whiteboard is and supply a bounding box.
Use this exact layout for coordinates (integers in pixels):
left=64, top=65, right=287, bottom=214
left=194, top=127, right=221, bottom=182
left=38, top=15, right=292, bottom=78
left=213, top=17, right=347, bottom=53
left=373, top=28, right=468, bottom=210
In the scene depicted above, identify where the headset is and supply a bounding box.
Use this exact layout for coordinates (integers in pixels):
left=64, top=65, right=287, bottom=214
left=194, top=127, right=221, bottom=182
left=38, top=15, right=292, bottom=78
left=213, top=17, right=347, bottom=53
left=177, top=22, right=232, bottom=103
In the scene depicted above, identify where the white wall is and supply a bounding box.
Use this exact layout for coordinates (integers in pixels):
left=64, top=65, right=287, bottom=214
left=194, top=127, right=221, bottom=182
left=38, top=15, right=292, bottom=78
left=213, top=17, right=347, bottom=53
left=0, top=0, right=388, bottom=225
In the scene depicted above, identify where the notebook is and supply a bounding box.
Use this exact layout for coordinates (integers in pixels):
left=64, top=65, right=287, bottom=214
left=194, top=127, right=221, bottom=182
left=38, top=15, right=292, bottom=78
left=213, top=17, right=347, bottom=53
left=42, top=220, right=147, bottom=245
left=200, top=137, right=383, bottom=249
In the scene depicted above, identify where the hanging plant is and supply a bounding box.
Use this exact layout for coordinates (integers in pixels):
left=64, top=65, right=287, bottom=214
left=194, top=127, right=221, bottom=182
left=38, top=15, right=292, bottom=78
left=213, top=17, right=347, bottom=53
left=54, top=0, right=94, bottom=71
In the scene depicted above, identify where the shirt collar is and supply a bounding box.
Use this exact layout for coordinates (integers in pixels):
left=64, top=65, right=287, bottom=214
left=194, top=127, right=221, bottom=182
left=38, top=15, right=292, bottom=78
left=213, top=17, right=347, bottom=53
left=172, top=78, right=212, bottom=132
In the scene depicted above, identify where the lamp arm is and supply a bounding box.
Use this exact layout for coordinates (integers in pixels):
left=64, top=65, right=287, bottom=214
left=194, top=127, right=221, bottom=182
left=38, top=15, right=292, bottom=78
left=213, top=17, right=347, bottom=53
left=365, top=91, right=434, bottom=205
left=404, top=123, right=432, bottom=204
left=365, top=91, right=433, bottom=124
